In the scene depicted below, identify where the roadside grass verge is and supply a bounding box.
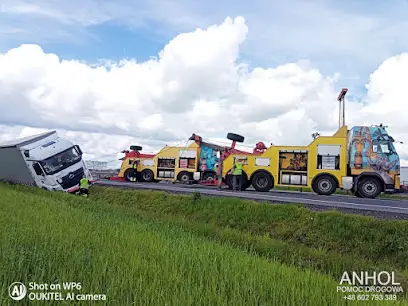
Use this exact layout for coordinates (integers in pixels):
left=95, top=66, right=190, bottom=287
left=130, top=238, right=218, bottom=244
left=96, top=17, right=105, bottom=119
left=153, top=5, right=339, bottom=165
left=0, top=184, right=365, bottom=306
left=87, top=185, right=408, bottom=295
left=90, top=186, right=408, bottom=268
left=10, top=184, right=407, bottom=297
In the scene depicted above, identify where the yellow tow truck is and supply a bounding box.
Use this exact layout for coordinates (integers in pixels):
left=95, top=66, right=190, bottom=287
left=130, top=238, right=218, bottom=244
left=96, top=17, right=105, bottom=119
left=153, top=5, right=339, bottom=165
left=112, top=135, right=227, bottom=184
left=221, top=90, right=401, bottom=198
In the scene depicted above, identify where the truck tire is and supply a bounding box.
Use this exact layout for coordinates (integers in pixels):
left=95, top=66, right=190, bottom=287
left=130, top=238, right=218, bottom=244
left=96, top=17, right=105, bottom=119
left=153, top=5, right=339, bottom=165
left=251, top=171, right=273, bottom=192
left=124, top=168, right=136, bottom=181
left=354, top=189, right=363, bottom=198
left=203, top=171, right=217, bottom=182
left=130, top=145, right=143, bottom=151
left=225, top=172, right=248, bottom=190
left=241, top=175, right=249, bottom=190
left=227, top=133, right=245, bottom=143
left=140, top=169, right=154, bottom=182
left=357, top=177, right=382, bottom=198
left=312, top=175, right=337, bottom=195
left=178, top=171, right=192, bottom=184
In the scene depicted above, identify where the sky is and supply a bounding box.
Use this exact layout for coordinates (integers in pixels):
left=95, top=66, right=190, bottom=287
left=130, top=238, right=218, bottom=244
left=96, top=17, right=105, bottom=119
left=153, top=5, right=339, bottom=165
left=0, top=0, right=408, bottom=168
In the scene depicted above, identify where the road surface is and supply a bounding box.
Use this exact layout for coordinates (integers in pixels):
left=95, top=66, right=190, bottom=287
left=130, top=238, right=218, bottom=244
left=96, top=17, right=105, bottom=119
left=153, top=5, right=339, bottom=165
left=95, top=180, right=408, bottom=218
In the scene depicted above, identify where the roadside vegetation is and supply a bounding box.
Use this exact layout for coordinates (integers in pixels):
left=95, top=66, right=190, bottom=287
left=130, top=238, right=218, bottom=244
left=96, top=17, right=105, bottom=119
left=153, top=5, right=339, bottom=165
left=1, top=183, right=408, bottom=305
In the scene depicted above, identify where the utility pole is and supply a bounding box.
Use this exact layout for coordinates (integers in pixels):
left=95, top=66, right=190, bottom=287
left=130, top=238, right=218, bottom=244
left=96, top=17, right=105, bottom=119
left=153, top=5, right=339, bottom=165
left=337, top=88, right=348, bottom=128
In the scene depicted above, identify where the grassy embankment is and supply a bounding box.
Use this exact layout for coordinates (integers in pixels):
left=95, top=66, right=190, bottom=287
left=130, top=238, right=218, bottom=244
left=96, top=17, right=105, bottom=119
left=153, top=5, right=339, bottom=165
left=1, top=183, right=408, bottom=305
left=92, top=187, right=408, bottom=280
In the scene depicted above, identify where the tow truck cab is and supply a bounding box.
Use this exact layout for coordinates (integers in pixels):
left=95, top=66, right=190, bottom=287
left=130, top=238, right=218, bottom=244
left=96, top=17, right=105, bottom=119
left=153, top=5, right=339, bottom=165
left=347, top=125, right=400, bottom=197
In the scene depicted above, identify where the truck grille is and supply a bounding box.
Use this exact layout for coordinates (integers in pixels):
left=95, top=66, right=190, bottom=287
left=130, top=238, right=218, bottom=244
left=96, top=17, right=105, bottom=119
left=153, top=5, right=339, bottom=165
left=60, top=167, right=84, bottom=189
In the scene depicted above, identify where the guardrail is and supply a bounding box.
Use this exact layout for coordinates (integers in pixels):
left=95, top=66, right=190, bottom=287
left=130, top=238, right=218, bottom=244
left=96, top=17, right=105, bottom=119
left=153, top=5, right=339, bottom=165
left=89, top=169, right=119, bottom=180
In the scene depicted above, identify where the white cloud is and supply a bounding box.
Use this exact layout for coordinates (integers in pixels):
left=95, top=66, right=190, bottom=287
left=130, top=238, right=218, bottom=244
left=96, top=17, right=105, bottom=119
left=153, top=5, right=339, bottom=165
left=0, top=16, right=407, bottom=168
left=3, top=0, right=408, bottom=86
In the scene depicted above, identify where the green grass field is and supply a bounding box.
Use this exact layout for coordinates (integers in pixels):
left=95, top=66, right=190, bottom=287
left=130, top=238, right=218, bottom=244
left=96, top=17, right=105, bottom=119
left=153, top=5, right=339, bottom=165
left=1, top=183, right=407, bottom=305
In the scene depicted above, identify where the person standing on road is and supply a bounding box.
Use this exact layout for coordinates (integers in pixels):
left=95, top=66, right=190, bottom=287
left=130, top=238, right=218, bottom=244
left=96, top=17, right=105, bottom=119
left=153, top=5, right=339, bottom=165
left=232, top=158, right=243, bottom=191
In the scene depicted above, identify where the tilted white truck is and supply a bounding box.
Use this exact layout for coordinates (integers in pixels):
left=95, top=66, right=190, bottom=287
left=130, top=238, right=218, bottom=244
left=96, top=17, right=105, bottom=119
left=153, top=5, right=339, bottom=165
left=0, top=131, right=93, bottom=192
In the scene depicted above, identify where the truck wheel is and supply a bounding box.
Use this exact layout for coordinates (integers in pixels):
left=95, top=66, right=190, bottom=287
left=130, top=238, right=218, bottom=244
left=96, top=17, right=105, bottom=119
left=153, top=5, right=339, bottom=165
left=243, top=179, right=251, bottom=190
left=178, top=171, right=192, bottom=184
left=312, top=175, right=337, bottom=195
left=226, top=174, right=249, bottom=190
left=240, top=175, right=249, bottom=191
left=227, top=133, right=245, bottom=143
left=354, top=190, right=363, bottom=198
left=124, top=169, right=136, bottom=181
left=140, top=169, right=154, bottom=182
left=252, top=171, right=273, bottom=192
left=130, top=145, right=143, bottom=151
left=203, top=171, right=217, bottom=182
left=357, top=177, right=382, bottom=198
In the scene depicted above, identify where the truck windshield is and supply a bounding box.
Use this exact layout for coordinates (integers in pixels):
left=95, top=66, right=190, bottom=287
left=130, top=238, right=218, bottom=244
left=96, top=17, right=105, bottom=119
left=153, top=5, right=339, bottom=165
left=40, top=147, right=82, bottom=175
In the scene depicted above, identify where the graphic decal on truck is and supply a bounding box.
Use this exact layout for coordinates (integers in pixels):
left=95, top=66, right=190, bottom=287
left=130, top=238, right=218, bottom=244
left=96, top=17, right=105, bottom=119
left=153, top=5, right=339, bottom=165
left=349, top=126, right=400, bottom=185
left=199, top=145, right=220, bottom=172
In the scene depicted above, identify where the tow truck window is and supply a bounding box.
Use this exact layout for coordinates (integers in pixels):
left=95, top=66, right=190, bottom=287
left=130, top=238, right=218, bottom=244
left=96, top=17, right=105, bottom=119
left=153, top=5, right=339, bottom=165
left=316, top=145, right=340, bottom=170
left=234, top=157, right=248, bottom=165
left=40, top=147, right=82, bottom=175
left=317, top=155, right=340, bottom=170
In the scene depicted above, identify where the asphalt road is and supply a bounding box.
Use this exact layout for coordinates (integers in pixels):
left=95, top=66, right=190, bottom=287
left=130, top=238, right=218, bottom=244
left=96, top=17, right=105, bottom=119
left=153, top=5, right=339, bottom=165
left=95, top=180, right=408, bottom=218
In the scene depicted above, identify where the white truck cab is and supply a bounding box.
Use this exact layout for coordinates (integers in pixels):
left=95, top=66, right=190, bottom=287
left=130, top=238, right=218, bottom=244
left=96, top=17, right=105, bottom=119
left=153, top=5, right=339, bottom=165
left=0, top=131, right=93, bottom=192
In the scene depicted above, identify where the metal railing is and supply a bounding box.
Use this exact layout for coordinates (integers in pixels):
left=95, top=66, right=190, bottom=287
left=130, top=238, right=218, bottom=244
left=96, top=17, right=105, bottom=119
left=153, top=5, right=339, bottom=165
left=89, top=169, right=119, bottom=180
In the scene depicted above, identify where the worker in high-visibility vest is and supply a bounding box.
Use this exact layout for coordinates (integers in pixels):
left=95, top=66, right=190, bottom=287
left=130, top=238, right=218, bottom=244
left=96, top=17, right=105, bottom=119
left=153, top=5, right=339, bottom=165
left=79, top=175, right=90, bottom=197
left=231, top=158, right=243, bottom=191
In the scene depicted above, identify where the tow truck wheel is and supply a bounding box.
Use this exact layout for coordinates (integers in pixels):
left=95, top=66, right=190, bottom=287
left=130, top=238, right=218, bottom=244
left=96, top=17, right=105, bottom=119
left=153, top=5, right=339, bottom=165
left=203, top=172, right=216, bottom=182
left=178, top=171, right=192, bottom=184
left=312, top=175, right=337, bottom=195
left=251, top=171, right=273, bottom=192
left=357, top=177, right=382, bottom=198
left=225, top=172, right=249, bottom=190
left=140, top=169, right=154, bottom=182
left=124, top=169, right=137, bottom=182
left=354, top=189, right=363, bottom=198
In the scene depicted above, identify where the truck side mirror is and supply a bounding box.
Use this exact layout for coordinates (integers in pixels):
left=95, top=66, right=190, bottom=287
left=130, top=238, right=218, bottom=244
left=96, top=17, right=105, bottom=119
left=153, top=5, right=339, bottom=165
left=74, top=145, right=83, bottom=155
left=23, top=150, right=30, bottom=158
left=33, top=163, right=44, bottom=176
